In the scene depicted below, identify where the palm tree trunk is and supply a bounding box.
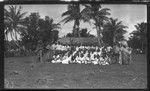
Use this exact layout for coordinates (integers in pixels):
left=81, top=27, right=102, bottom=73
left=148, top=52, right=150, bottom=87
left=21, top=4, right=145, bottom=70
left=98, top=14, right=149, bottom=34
left=51, top=31, right=54, bottom=44
left=96, top=26, right=101, bottom=47
left=99, top=26, right=104, bottom=46
left=73, top=22, right=76, bottom=37
left=77, top=27, right=80, bottom=38
left=77, top=20, right=80, bottom=38
left=113, top=31, right=116, bottom=47
left=76, top=4, right=80, bottom=38
left=74, top=19, right=80, bottom=38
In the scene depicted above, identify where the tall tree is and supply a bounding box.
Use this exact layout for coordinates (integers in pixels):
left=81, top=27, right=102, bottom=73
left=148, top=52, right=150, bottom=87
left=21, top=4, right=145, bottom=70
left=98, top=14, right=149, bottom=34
left=81, top=4, right=110, bottom=47
left=61, top=4, right=86, bottom=37
left=4, top=5, right=27, bottom=46
left=102, top=18, right=127, bottom=46
left=20, top=13, right=40, bottom=51
left=38, top=16, right=61, bottom=45
left=128, top=22, right=147, bottom=53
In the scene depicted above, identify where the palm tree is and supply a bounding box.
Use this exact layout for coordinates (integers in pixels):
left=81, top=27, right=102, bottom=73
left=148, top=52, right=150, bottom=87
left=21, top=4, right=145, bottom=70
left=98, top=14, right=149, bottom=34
left=61, top=4, right=86, bottom=37
left=81, top=4, right=110, bottom=47
left=130, top=22, right=147, bottom=52
left=4, top=5, right=27, bottom=45
left=38, top=16, right=61, bottom=45
left=103, top=18, right=127, bottom=46
left=45, top=16, right=61, bottom=44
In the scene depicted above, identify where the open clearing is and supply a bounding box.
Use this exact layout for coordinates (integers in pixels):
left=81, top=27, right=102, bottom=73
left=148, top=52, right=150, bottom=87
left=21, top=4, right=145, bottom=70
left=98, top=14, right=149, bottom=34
left=4, top=54, right=147, bottom=89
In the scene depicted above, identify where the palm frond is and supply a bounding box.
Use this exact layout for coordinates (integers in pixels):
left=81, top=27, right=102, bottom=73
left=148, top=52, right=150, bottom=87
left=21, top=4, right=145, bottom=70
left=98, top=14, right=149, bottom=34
left=4, top=5, right=27, bottom=41
left=83, top=4, right=91, bottom=9
left=60, top=16, right=74, bottom=24
left=98, top=8, right=111, bottom=15
left=52, top=23, right=61, bottom=30
left=61, top=10, right=72, bottom=17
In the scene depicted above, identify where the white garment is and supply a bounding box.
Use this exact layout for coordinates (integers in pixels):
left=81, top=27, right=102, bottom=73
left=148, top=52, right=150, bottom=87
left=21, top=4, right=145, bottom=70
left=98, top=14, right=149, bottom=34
left=107, top=46, right=112, bottom=52
left=51, top=60, right=56, bottom=63
left=99, top=57, right=104, bottom=61
left=77, top=60, right=81, bottom=64
left=92, top=59, right=98, bottom=65
left=94, top=51, right=98, bottom=55
left=84, top=52, right=88, bottom=58
left=56, top=55, right=60, bottom=58
left=98, top=51, right=102, bottom=56
left=90, top=53, right=94, bottom=60
left=62, top=55, right=71, bottom=64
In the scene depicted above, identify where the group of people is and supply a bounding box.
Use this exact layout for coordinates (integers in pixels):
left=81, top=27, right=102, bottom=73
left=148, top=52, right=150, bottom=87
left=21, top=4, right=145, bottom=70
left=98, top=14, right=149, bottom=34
left=35, top=40, right=132, bottom=65
left=112, top=42, right=132, bottom=65
left=51, top=45, right=112, bottom=65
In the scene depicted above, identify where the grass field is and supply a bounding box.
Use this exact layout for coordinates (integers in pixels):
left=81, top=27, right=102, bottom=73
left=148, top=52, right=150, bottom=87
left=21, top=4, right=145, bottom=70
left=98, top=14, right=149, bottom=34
left=4, top=54, right=147, bottom=89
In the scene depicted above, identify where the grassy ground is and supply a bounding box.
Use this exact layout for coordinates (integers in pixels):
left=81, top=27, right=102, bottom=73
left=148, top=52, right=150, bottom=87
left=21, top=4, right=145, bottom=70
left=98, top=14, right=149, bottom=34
left=4, top=54, right=147, bottom=89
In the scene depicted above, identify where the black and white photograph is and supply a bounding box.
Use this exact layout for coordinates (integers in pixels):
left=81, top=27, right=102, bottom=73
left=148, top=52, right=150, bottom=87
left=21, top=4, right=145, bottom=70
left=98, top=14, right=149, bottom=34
left=4, top=2, right=147, bottom=89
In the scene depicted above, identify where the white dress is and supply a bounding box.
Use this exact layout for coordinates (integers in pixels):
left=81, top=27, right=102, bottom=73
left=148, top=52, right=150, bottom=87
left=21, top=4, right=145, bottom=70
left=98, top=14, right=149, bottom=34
left=62, top=55, right=71, bottom=64
left=90, top=53, right=94, bottom=61
left=56, top=59, right=62, bottom=63
left=92, top=58, right=98, bottom=65
left=51, top=55, right=57, bottom=63
left=107, top=46, right=112, bottom=52
left=76, top=56, right=81, bottom=64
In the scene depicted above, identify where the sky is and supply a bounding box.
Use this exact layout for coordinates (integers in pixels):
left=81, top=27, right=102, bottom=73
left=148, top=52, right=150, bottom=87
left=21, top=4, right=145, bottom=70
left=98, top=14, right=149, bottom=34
left=5, top=4, right=147, bottom=40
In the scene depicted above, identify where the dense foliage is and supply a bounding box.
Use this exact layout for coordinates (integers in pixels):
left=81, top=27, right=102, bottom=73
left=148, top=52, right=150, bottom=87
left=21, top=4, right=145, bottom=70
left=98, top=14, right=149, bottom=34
left=102, top=18, right=127, bottom=47
left=4, top=5, right=147, bottom=57
left=128, top=22, right=147, bottom=53
left=4, top=6, right=60, bottom=57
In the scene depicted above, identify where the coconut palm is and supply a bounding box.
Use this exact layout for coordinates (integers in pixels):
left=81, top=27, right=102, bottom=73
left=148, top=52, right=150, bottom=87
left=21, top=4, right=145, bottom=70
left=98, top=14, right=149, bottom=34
left=130, top=22, right=147, bottom=52
left=61, top=4, right=87, bottom=37
left=4, top=5, right=27, bottom=46
left=102, top=18, right=127, bottom=46
left=81, top=4, right=111, bottom=47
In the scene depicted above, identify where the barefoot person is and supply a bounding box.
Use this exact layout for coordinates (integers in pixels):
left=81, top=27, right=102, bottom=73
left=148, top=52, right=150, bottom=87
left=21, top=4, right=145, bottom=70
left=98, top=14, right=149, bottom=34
left=45, top=43, right=54, bottom=62
left=121, top=45, right=132, bottom=65
left=112, top=43, right=121, bottom=64
left=35, top=40, right=44, bottom=63
left=119, top=41, right=132, bottom=65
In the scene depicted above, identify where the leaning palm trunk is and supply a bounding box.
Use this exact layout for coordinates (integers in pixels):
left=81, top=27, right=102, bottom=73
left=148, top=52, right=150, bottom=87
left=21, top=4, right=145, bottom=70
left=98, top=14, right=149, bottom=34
left=73, top=23, right=76, bottom=37
left=75, top=19, right=80, bottom=37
